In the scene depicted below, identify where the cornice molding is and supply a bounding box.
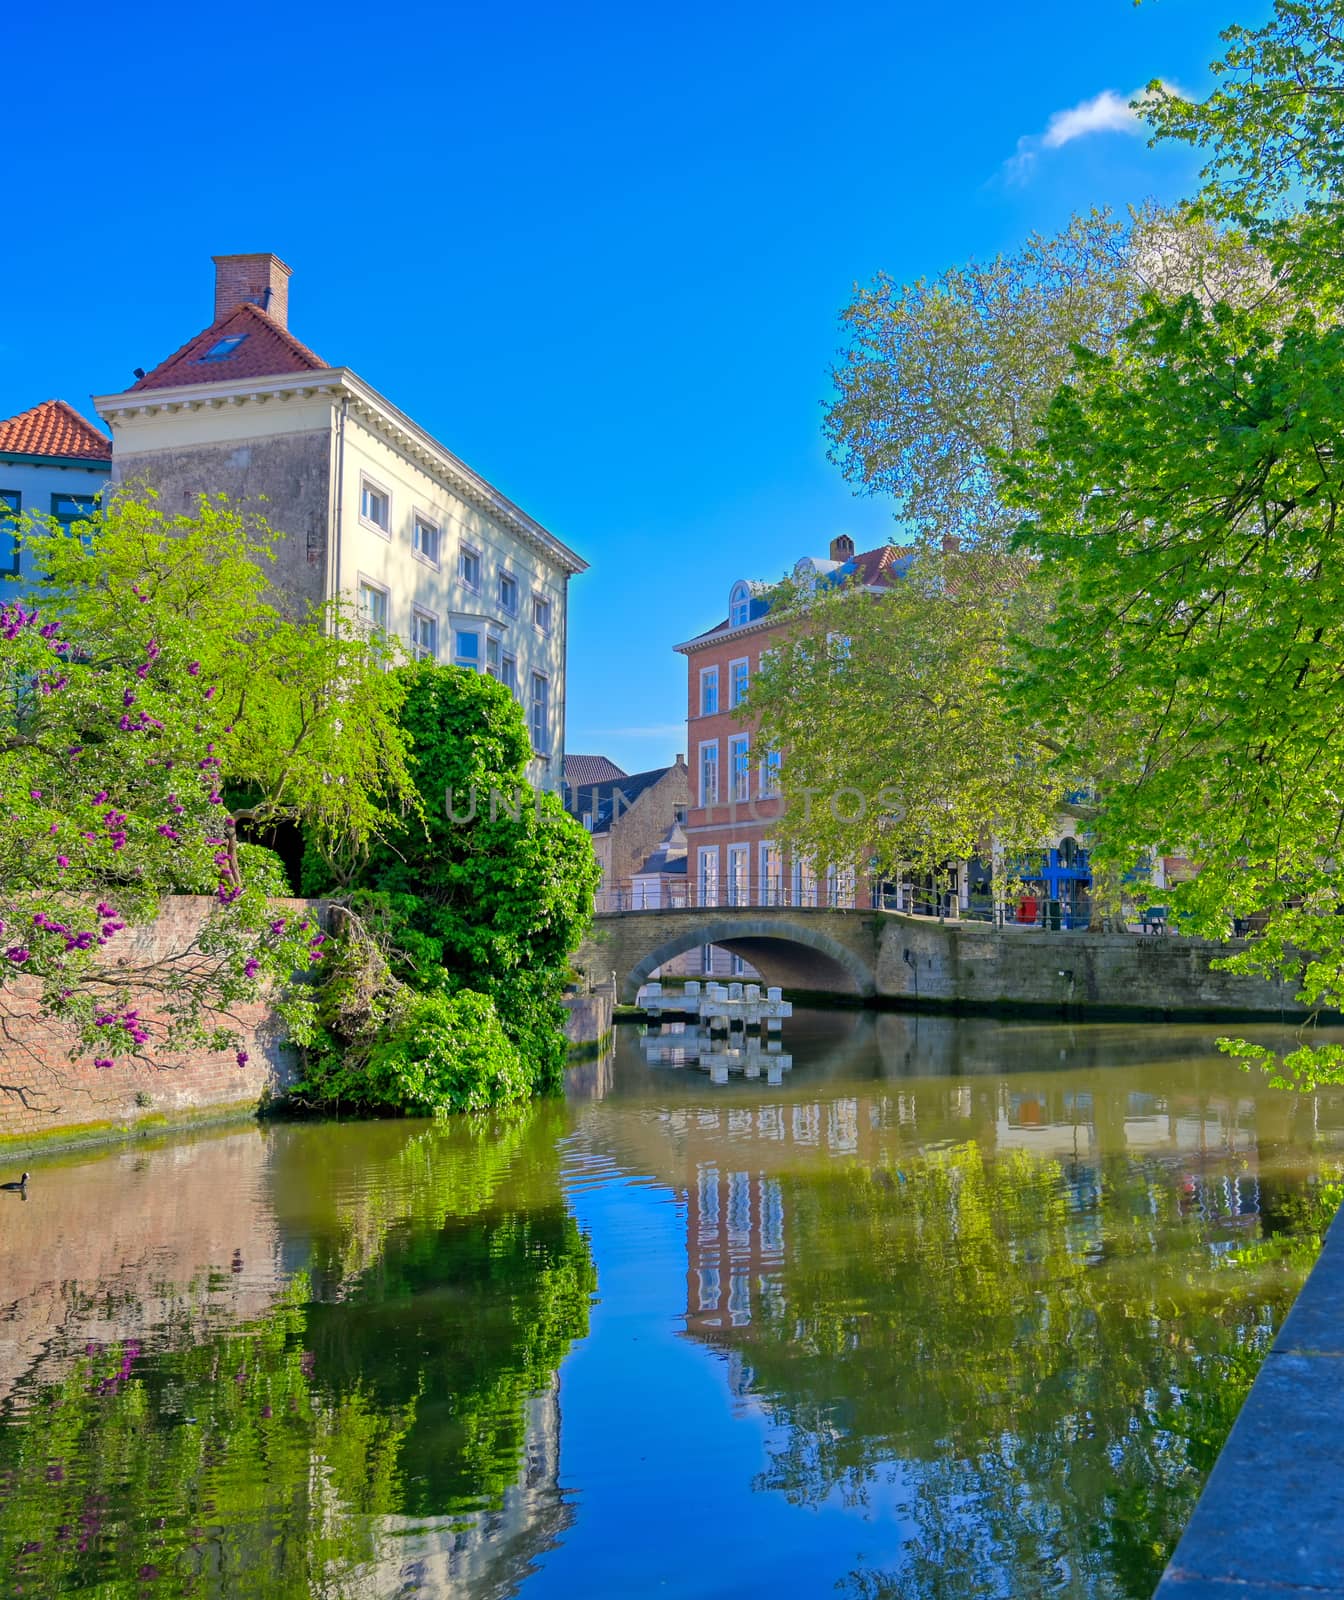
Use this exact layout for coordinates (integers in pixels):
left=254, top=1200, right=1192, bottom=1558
left=93, top=368, right=587, bottom=576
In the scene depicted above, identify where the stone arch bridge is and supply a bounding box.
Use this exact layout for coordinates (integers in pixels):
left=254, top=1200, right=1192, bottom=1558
left=576, top=907, right=882, bottom=1005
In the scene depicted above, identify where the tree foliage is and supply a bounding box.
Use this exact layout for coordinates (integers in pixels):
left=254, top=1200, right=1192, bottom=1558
left=0, top=488, right=417, bottom=1083
left=298, top=664, right=599, bottom=1113
left=746, top=549, right=1059, bottom=885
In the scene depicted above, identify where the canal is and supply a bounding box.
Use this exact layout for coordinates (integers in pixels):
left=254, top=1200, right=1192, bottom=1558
left=1, top=1009, right=1342, bottom=1598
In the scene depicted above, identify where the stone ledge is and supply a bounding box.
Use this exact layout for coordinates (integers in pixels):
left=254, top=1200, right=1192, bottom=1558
left=1154, top=1202, right=1344, bottom=1597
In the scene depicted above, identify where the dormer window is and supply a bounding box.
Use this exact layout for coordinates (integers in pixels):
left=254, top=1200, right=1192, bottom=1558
left=729, top=581, right=750, bottom=628
left=198, top=334, right=248, bottom=364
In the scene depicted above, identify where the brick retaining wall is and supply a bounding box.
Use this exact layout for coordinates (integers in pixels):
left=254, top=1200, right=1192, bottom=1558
left=0, top=897, right=319, bottom=1151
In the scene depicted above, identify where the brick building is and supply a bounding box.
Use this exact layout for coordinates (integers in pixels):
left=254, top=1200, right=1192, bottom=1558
left=0, top=400, right=111, bottom=598
left=674, top=535, right=913, bottom=912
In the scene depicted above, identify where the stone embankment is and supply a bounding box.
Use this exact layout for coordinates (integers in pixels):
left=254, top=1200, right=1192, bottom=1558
left=1154, top=1198, right=1344, bottom=1597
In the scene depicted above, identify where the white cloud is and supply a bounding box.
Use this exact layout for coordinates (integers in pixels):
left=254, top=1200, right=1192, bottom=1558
left=1006, top=82, right=1180, bottom=182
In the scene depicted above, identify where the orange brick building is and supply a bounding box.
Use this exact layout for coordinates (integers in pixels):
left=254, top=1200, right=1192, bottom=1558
left=673, top=535, right=912, bottom=912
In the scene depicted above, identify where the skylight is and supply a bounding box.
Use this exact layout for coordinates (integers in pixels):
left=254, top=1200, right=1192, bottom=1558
left=198, top=334, right=248, bottom=363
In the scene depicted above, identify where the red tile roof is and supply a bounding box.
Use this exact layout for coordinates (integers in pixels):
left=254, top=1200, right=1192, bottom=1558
left=130, top=302, right=330, bottom=392
left=0, top=399, right=111, bottom=462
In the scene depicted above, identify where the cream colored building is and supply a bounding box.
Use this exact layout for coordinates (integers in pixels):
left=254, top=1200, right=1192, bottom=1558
left=93, top=253, right=585, bottom=783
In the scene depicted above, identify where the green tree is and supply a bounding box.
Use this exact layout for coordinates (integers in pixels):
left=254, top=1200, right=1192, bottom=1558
left=299, top=664, right=599, bottom=1113
left=746, top=548, right=1061, bottom=889
left=1142, top=0, right=1344, bottom=296
left=825, top=206, right=1274, bottom=552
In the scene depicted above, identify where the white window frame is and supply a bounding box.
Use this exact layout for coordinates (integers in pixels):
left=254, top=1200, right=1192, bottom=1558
left=760, top=747, right=782, bottom=798
left=458, top=544, right=482, bottom=593
left=760, top=840, right=782, bottom=906
left=728, top=656, right=749, bottom=709
left=485, top=632, right=503, bottom=679
left=698, top=847, right=719, bottom=908
left=530, top=671, right=550, bottom=754
left=411, top=607, right=438, bottom=661
left=729, top=733, right=751, bottom=803
left=499, top=571, right=520, bottom=616
left=501, top=650, right=519, bottom=697
left=453, top=624, right=482, bottom=670
left=729, top=581, right=750, bottom=628
left=727, top=844, right=749, bottom=907
left=698, top=739, right=719, bottom=807
left=359, top=475, right=391, bottom=536
left=793, top=856, right=817, bottom=908
left=412, top=511, right=441, bottom=567
left=357, top=576, right=390, bottom=632
left=699, top=666, right=719, bottom=717
left=532, top=592, right=552, bottom=635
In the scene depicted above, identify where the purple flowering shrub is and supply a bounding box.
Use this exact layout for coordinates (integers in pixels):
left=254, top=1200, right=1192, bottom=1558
left=0, top=487, right=417, bottom=1082
left=0, top=598, right=325, bottom=1070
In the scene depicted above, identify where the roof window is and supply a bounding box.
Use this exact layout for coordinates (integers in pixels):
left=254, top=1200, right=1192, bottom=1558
left=198, top=334, right=248, bottom=364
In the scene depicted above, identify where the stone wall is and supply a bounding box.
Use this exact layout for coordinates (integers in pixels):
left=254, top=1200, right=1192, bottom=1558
left=114, top=430, right=333, bottom=611
left=875, top=914, right=1296, bottom=1019
left=0, top=897, right=318, bottom=1152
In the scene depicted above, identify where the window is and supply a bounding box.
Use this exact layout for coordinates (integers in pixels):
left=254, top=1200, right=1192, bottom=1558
left=698, top=848, right=719, bottom=908
left=761, top=841, right=782, bottom=906
left=793, top=856, right=817, bottom=908
left=533, top=593, right=552, bottom=633
left=729, top=657, right=749, bottom=708
left=0, top=490, right=19, bottom=577
left=530, top=672, right=550, bottom=753
left=358, top=580, right=389, bottom=632
left=198, top=334, right=248, bottom=363
left=828, top=631, right=852, bottom=665
left=728, top=845, right=749, bottom=906
left=453, top=628, right=481, bottom=669
left=698, top=741, right=719, bottom=806
left=411, top=610, right=438, bottom=661
left=459, top=546, right=481, bottom=591
left=485, top=634, right=501, bottom=678
left=360, top=478, right=390, bottom=533
left=730, top=580, right=751, bottom=628
left=702, top=944, right=715, bottom=973
left=699, top=666, right=719, bottom=717
left=412, top=514, right=441, bottom=566
left=52, top=492, right=98, bottom=545
left=760, top=748, right=782, bottom=798
left=499, top=572, right=519, bottom=615
left=582, top=812, right=594, bottom=831
left=501, top=652, right=519, bottom=696
left=729, top=734, right=750, bottom=802
left=731, top=953, right=747, bottom=977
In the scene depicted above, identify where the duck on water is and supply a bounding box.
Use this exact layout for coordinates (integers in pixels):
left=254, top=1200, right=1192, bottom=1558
left=1, top=1173, right=28, bottom=1191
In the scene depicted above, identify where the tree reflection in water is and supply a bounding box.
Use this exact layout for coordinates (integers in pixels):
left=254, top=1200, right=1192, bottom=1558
left=0, top=1104, right=595, bottom=1599
left=736, top=1146, right=1340, bottom=1600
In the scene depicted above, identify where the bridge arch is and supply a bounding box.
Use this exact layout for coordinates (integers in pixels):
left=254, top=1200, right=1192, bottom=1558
left=619, top=914, right=877, bottom=1004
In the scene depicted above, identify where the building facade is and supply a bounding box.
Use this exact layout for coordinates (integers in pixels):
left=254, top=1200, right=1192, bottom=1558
left=93, top=254, right=585, bottom=784
left=564, top=758, right=690, bottom=911
left=675, top=535, right=916, bottom=913
left=0, top=400, right=111, bottom=599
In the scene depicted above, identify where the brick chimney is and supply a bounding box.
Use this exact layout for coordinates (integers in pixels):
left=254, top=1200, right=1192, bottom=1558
left=941, top=534, right=961, bottom=555
left=829, top=533, right=855, bottom=562
left=212, top=253, right=292, bottom=329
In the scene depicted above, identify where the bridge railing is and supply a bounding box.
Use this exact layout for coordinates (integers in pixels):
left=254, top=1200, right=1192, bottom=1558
left=594, top=878, right=1096, bottom=929
left=594, top=875, right=860, bottom=914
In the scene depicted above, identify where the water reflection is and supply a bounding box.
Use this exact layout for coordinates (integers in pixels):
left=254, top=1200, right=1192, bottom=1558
left=0, top=1105, right=594, bottom=1598
left=1, top=1013, right=1341, bottom=1599
left=567, top=1011, right=1344, bottom=1598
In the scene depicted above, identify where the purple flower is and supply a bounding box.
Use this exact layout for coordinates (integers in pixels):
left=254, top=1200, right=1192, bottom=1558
left=243, top=959, right=259, bottom=979
left=93, top=1057, right=113, bottom=1070
left=6, top=947, right=30, bottom=964
left=122, top=689, right=135, bottom=708
left=56, top=855, right=69, bottom=869
left=157, top=825, right=180, bottom=839
left=92, top=790, right=108, bottom=804
left=236, top=1049, right=249, bottom=1067
left=187, top=661, right=201, bottom=677
left=29, top=789, right=41, bottom=800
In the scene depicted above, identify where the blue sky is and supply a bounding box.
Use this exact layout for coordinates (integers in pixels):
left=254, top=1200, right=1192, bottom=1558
left=3, top=0, right=1269, bottom=774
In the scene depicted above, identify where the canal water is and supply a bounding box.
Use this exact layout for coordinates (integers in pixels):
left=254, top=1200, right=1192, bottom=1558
left=2, top=1010, right=1342, bottom=1599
